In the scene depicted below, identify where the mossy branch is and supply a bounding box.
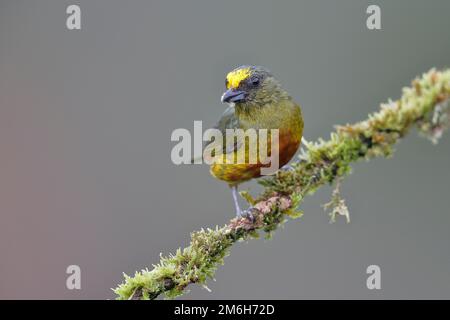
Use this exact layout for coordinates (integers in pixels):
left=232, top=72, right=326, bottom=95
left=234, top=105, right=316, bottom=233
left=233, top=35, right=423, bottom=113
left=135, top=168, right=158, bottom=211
left=114, top=69, right=450, bottom=300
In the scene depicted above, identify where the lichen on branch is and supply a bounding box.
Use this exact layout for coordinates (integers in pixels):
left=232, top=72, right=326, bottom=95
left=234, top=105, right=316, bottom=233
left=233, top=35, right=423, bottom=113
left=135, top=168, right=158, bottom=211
left=114, top=69, right=450, bottom=300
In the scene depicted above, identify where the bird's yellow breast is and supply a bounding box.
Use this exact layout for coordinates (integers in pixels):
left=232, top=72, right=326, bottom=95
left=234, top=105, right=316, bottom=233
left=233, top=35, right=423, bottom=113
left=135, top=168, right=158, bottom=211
left=210, top=100, right=303, bottom=185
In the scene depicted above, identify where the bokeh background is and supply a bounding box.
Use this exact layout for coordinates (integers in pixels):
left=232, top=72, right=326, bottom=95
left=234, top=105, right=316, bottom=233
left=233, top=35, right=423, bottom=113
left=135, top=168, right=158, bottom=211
left=1, top=0, right=450, bottom=299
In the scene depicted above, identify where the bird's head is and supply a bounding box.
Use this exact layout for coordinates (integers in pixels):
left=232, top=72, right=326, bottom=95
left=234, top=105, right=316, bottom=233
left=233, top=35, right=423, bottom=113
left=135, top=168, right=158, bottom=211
left=221, top=65, right=289, bottom=108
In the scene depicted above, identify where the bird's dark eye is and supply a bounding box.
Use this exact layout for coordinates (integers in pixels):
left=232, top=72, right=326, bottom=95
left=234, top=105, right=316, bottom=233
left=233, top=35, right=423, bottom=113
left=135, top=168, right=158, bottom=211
left=250, top=76, right=260, bottom=86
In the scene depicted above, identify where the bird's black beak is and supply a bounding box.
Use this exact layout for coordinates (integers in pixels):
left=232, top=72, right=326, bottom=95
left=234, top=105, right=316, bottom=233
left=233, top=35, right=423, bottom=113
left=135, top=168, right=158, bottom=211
left=221, top=89, right=246, bottom=103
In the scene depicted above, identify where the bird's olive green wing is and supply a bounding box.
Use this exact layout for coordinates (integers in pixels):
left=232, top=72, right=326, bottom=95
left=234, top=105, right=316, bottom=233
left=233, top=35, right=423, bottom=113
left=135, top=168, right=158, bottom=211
left=203, top=106, right=242, bottom=160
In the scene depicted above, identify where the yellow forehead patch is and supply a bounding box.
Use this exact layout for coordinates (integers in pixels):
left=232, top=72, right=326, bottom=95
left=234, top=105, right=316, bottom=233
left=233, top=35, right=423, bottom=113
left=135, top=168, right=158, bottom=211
left=226, top=67, right=251, bottom=89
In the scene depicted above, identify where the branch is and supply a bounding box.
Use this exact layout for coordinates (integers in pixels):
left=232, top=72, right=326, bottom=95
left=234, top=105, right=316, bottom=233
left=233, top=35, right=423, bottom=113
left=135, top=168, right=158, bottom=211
left=114, top=69, right=450, bottom=300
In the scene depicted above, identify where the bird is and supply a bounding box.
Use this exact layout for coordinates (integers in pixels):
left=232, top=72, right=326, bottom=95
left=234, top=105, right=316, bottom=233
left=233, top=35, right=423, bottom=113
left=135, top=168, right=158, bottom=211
left=201, top=65, right=303, bottom=218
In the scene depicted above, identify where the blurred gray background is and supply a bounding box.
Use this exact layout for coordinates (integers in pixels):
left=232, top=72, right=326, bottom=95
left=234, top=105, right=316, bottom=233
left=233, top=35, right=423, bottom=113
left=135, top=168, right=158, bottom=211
left=1, top=0, right=450, bottom=299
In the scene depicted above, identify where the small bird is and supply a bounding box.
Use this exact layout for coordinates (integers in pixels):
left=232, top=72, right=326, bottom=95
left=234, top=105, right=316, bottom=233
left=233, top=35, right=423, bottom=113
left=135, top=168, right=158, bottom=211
left=203, top=65, right=303, bottom=218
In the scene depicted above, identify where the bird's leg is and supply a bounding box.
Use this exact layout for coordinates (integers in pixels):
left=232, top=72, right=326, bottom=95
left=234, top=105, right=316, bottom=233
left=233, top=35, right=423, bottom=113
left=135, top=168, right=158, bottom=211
left=231, top=185, right=242, bottom=217
left=231, top=185, right=255, bottom=221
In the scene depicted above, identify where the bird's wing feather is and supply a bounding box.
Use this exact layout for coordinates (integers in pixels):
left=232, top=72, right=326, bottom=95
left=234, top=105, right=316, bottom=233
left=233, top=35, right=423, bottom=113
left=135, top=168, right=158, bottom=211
left=205, top=105, right=242, bottom=157
left=190, top=106, right=242, bottom=164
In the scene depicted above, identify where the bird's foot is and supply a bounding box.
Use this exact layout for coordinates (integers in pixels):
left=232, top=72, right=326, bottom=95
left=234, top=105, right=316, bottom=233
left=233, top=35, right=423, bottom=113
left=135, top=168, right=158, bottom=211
left=280, top=164, right=294, bottom=171
left=236, top=208, right=256, bottom=222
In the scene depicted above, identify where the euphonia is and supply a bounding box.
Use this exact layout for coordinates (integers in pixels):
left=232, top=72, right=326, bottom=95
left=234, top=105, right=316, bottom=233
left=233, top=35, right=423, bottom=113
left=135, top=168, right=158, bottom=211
left=203, top=65, right=303, bottom=218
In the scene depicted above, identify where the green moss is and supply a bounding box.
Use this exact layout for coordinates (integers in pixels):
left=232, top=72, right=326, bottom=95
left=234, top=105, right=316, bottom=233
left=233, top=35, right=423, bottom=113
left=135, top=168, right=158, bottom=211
left=114, top=69, right=450, bottom=300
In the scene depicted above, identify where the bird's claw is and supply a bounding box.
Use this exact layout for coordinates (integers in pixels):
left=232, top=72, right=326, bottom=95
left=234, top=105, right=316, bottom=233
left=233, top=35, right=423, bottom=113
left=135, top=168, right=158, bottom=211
left=237, top=208, right=256, bottom=222
left=280, top=164, right=294, bottom=172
